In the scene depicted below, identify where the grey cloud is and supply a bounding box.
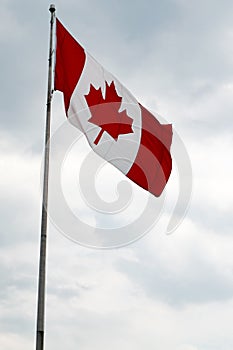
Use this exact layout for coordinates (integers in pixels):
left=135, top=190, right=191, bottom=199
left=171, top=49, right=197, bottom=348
left=0, top=1, right=51, bottom=144
left=189, top=203, right=233, bottom=235
left=116, top=254, right=233, bottom=306
left=0, top=194, right=40, bottom=246
left=0, top=314, right=33, bottom=335
left=0, top=259, right=37, bottom=338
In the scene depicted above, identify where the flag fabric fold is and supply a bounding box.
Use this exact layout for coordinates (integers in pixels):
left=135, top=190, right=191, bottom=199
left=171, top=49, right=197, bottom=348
left=55, top=18, right=173, bottom=197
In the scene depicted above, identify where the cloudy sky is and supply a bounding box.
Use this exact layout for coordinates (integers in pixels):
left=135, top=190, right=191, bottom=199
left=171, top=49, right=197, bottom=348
left=1, top=0, right=233, bottom=349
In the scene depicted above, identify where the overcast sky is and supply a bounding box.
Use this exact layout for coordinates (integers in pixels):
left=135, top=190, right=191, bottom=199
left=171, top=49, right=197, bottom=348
left=1, top=0, right=233, bottom=349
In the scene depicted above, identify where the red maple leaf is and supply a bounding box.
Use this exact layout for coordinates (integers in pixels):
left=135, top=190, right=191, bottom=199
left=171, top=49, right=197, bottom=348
left=85, top=81, right=134, bottom=145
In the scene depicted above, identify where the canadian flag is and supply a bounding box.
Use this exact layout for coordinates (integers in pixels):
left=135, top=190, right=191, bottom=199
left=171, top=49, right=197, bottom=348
left=55, top=19, right=172, bottom=197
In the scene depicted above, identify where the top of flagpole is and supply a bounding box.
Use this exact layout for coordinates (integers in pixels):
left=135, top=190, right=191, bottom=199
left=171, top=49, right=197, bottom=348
left=49, top=4, right=56, bottom=13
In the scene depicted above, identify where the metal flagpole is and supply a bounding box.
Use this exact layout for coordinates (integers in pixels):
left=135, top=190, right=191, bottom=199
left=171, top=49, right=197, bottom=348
left=35, top=4, right=56, bottom=350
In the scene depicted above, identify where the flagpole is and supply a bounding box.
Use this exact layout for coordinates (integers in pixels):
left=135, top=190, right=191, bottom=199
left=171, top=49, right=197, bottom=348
left=36, top=5, right=56, bottom=350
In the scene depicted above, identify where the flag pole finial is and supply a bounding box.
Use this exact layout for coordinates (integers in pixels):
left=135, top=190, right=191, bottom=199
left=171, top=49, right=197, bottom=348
left=49, top=4, right=56, bottom=13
